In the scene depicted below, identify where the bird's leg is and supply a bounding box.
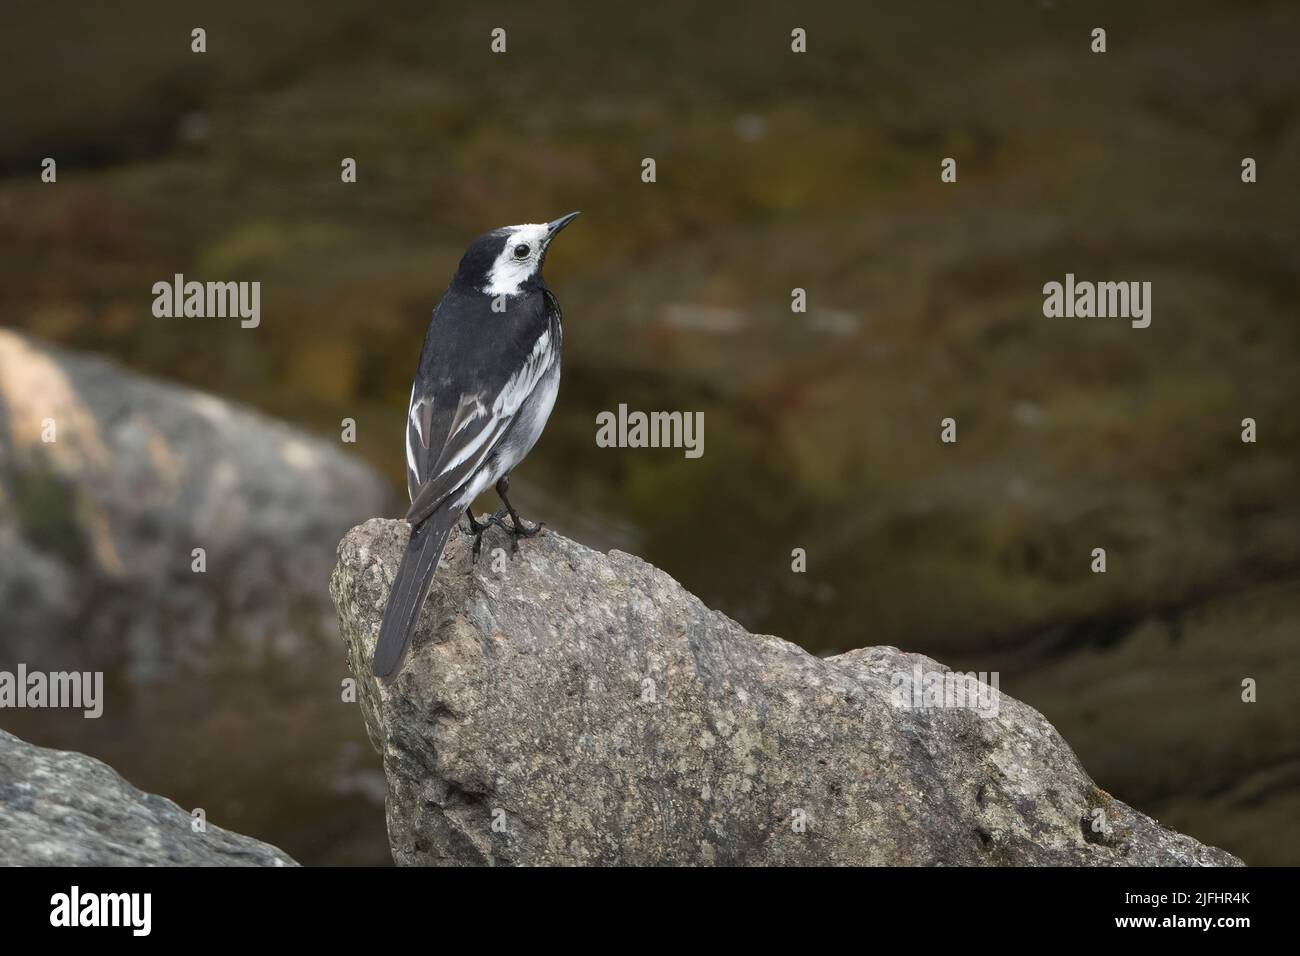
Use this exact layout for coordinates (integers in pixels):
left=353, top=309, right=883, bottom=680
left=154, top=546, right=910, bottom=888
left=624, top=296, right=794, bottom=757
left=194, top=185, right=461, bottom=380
left=464, top=505, right=520, bottom=561
left=465, top=508, right=490, bottom=534
left=495, top=476, right=543, bottom=552
left=464, top=507, right=496, bottom=562
left=496, top=476, right=542, bottom=535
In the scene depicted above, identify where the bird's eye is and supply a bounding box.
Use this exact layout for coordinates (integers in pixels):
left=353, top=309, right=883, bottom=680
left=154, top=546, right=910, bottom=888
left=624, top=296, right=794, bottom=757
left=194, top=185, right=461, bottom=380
left=513, top=243, right=530, bottom=259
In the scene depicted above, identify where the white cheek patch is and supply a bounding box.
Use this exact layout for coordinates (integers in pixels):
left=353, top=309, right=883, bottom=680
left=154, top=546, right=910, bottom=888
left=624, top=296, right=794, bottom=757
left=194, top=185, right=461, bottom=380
left=482, top=223, right=550, bottom=296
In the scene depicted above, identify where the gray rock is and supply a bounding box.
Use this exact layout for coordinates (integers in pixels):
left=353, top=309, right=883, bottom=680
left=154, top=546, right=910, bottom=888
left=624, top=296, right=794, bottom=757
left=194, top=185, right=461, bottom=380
left=0, top=329, right=394, bottom=678
left=0, top=730, right=296, bottom=866
left=0, top=330, right=395, bottom=865
left=330, top=518, right=1244, bottom=866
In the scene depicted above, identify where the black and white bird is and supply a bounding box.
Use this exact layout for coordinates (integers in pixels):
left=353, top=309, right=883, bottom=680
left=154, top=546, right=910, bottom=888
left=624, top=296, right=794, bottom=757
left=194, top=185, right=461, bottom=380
left=373, top=212, right=579, bottom=680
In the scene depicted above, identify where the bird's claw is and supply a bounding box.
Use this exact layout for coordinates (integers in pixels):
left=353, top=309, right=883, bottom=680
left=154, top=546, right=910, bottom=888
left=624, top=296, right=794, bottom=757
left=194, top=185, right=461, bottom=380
left=466, top=510, right=544, bottom=560
left=468, top=510, right=541, bottom=561
left=465, top=511, right=499, bottom=562
left=511, top=517, right=543, bottom=537
left=505, top=520, right=541, bottom=554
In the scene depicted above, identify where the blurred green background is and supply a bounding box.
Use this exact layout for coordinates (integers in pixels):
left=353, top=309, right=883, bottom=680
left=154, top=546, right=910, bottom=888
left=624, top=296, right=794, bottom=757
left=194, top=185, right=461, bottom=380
left=1, top=0, right=1297, bottom=864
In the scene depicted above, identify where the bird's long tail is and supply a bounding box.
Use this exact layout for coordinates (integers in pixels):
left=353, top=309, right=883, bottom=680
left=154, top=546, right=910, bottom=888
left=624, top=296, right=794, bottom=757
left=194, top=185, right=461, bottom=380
left=373, top=506, right=459, bottom=680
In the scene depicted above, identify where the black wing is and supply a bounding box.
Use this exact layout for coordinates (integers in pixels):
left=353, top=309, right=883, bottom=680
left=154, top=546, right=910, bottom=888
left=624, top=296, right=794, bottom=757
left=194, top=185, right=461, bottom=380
left=403, top=293, right=556, bottom=526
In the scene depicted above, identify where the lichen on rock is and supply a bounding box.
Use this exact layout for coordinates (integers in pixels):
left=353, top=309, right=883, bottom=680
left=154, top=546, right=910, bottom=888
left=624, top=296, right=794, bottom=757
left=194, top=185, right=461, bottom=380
left=330, top=517, right=1243, bottom=867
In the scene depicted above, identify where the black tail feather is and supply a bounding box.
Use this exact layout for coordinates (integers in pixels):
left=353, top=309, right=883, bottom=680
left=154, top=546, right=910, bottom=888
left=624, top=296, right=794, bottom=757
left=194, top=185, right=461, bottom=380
left=373, top=508, right=458, bottom=680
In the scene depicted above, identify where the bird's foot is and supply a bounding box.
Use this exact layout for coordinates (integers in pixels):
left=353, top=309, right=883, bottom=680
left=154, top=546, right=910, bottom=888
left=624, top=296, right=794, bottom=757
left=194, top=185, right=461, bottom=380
left=466, top=510, right=503, bottom=562
left=465, top=510, right=543, bottom=559
left=504, top=515, right=544, bottom=554
left=467, top=509, right=526, bottom=560
left=509, top=515, right=543, bottom=537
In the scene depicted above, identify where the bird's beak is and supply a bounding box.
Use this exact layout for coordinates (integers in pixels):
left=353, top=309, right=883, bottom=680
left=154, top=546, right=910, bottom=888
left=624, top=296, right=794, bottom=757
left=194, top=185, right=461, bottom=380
left=546, top=211, right=581, bottom=238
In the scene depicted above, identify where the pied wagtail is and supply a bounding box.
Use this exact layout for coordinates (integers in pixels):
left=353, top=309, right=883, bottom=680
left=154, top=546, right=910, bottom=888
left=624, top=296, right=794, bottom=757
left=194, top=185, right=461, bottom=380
left=373, top=212, right=579, bottom=680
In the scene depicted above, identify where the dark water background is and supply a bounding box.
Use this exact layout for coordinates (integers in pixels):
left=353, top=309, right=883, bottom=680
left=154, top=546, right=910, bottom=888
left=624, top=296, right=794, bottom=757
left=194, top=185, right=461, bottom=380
left=1, top=1, right=1297, bottom=864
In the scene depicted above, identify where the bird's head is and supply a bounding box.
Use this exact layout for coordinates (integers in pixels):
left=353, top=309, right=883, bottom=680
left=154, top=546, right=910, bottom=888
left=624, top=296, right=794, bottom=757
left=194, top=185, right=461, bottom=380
left=455, top=212, right=580, bottom=297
